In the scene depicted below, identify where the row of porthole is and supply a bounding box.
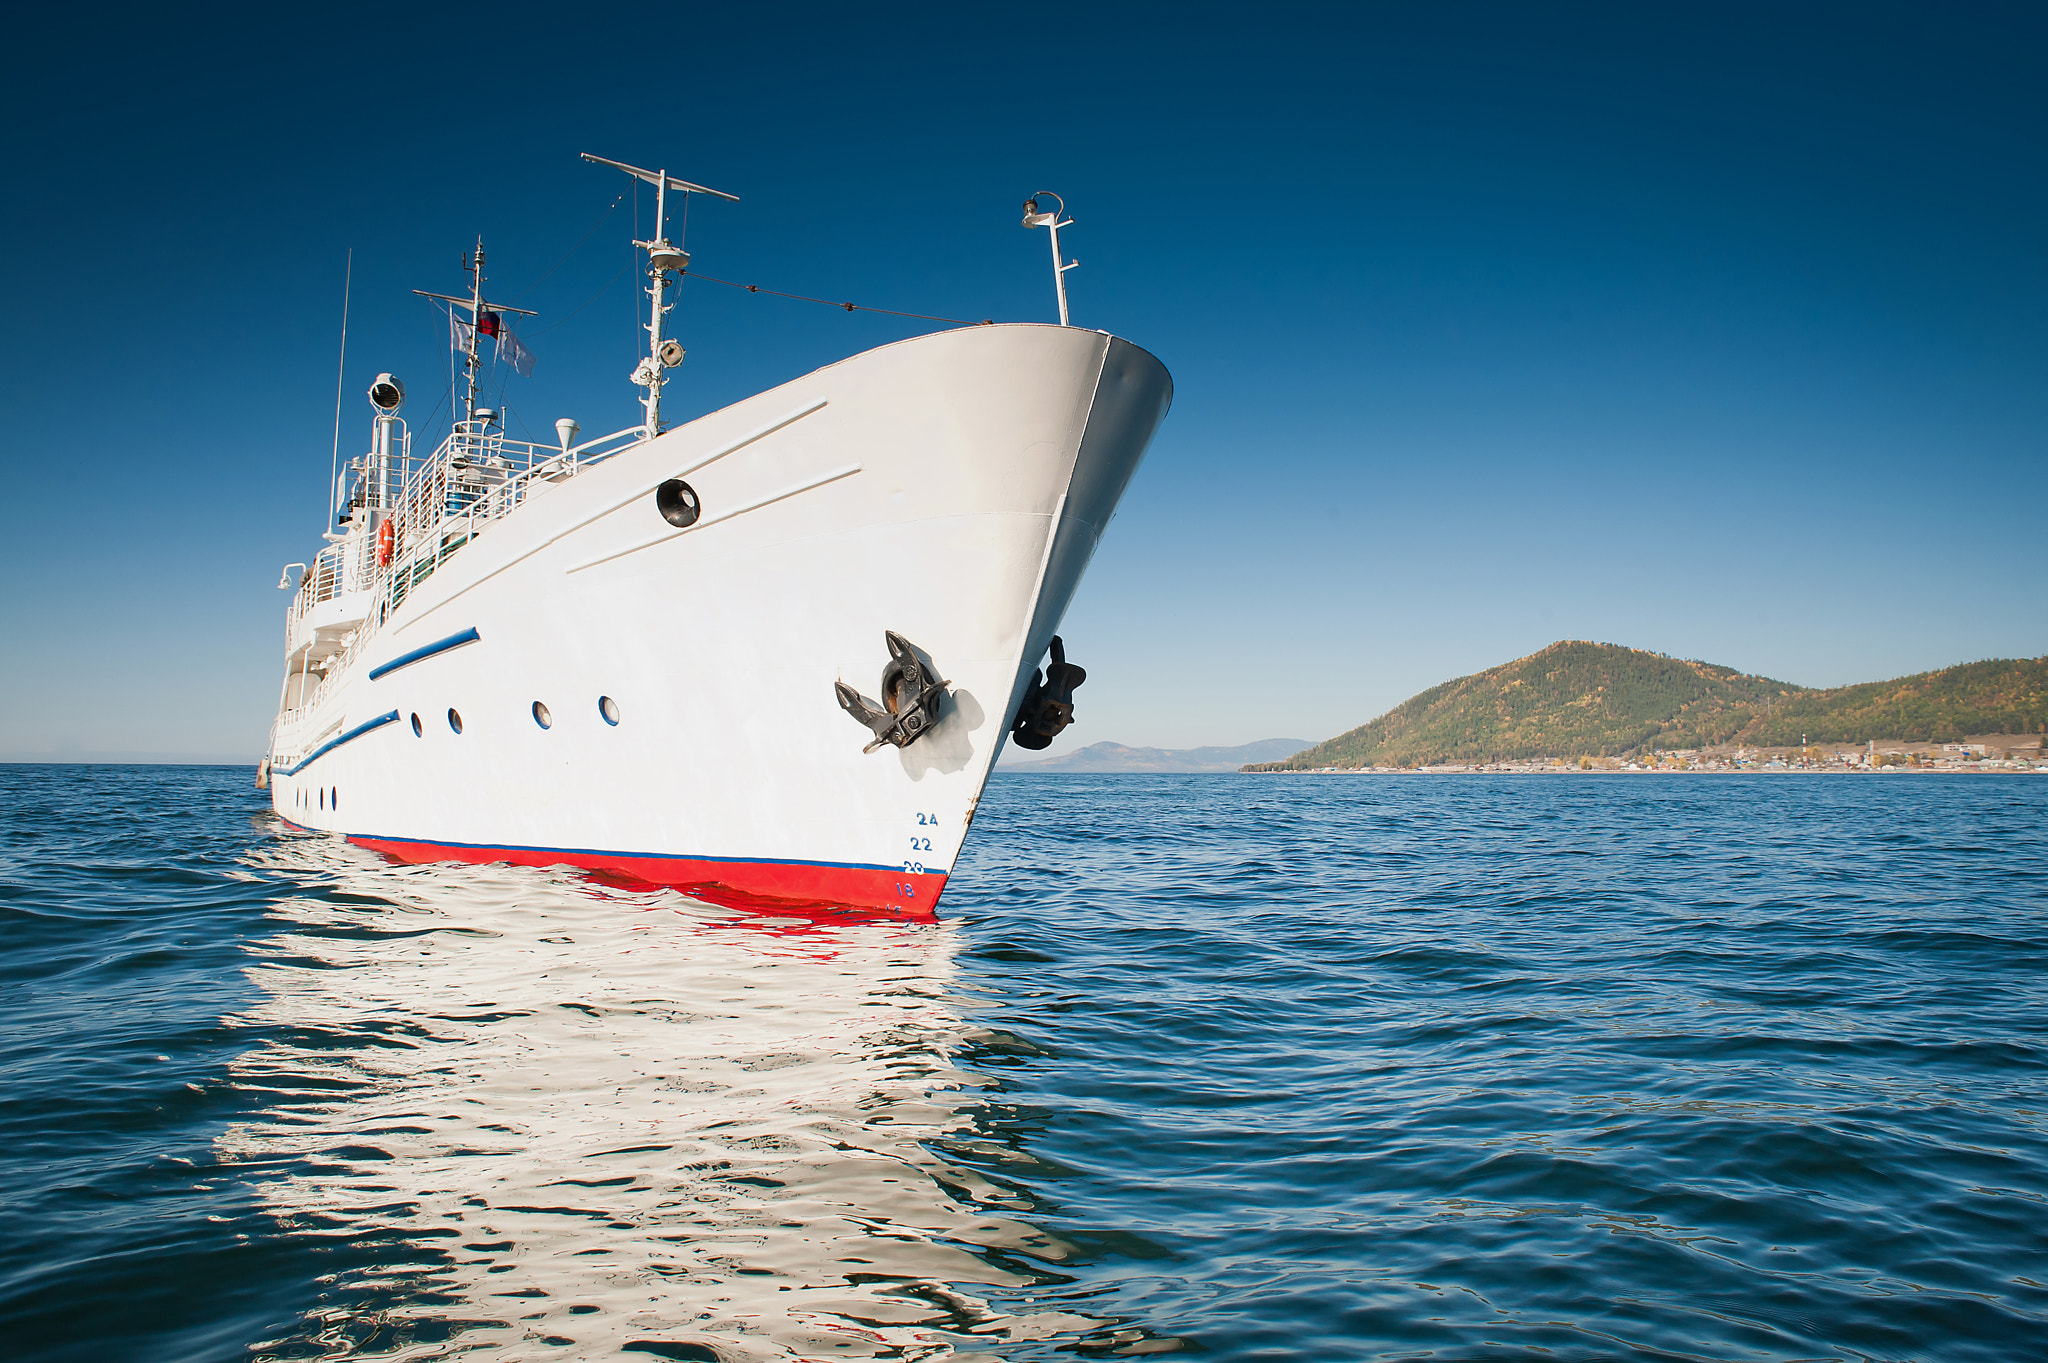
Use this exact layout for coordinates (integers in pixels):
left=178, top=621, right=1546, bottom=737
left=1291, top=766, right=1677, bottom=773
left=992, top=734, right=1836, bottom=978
left=409, top=695, right=623, bottom=737
left=283, top=698, right=621, bottom=812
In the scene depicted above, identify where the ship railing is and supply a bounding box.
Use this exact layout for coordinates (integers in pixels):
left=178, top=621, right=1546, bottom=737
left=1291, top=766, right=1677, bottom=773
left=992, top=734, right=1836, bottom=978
left=282, top=534, right=378, bottom=647
left=378, top=422, right=643, bottom=608
left=280, top=420, right=645, bottom=724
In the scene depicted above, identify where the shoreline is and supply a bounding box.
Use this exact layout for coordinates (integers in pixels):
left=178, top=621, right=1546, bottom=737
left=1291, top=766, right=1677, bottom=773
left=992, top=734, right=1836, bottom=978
left=1249, top=765, right=2044, bottom=776
left=1249, top=735, right=2045, bottom=777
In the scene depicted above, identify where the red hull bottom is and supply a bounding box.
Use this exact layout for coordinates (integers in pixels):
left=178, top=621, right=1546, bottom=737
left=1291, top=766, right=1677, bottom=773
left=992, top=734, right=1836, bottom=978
left=346, top=833, right=946, bottom=920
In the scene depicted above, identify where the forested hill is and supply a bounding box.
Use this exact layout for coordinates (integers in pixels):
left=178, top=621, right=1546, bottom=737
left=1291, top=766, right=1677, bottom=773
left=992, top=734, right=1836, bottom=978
left=1249, top=643, right=2048, bottom=770
left=1746, top=657, right=2048, bottom=747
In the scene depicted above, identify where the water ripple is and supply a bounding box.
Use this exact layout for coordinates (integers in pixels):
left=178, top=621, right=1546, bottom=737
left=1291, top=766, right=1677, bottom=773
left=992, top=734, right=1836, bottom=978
left=5, top=767, right=2048, bottom=1359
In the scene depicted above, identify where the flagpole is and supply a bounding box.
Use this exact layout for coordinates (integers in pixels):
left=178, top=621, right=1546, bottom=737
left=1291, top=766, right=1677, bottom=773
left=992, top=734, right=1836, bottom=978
left=465, top=238, right=484, bottom=426
left=327, top=248, right=352, bottom=532
left=412, top=278, right=535, bottom=420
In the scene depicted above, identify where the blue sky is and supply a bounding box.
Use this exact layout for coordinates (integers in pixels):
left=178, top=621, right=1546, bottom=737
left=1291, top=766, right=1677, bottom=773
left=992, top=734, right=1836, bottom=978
left=2, top=2, right=2042, bottom=762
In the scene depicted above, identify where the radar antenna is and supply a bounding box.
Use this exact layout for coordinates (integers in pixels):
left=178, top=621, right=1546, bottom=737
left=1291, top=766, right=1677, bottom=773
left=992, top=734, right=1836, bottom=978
left=581, top=153, right=740, bottom=439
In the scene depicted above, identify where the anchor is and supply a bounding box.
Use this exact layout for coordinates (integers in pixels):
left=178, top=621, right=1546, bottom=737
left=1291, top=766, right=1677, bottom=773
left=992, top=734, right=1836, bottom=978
left=836, top=631, right=950, bottom=753
left=1008, top=635, right=1085, bottom=750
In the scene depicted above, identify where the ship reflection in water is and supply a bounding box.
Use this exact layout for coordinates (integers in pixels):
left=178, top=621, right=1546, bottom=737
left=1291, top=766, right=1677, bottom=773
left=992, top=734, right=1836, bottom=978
left=226, top=831, right=1106, bottom=1360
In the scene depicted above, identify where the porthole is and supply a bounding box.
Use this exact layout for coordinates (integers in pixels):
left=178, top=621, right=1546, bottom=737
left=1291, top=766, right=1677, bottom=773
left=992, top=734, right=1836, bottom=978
left=448, top=707, right=464, bottom=734
left=319, top=787, right=325, bottom=810
left=331, top=787, right=338, bottom=811
left=532, top=700, right=553, bottom=729
left=411, top=712, right=423, bottom=737
left=599, top=695, right=620, bottom=726
left=656, top=478, right=701, bottom=528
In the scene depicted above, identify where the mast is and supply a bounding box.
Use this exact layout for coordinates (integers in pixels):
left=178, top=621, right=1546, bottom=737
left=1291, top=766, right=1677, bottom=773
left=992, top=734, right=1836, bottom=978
left=581, top=153, right=739, bottom=439
left=414, top=240, right=536, bottom=431
left=464, top=238, right=484, bottom=425
left=643, top=176, right=672, bottom=437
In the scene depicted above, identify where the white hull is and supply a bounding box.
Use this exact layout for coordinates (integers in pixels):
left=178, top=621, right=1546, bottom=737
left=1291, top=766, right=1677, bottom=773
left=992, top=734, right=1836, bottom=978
left=268, top=323, right=1170, bottom=912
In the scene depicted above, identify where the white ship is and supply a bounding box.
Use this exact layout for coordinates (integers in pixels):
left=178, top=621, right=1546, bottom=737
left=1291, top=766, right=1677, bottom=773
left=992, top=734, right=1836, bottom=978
left=261, top=158, right=1171, bottom=915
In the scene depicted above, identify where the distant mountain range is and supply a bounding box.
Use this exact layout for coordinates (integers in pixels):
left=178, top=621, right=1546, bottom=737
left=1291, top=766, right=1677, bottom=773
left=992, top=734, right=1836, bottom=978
left=1249, top=642, right=2048, bottom=771
left=1004, top=738, right=1313, bottom=773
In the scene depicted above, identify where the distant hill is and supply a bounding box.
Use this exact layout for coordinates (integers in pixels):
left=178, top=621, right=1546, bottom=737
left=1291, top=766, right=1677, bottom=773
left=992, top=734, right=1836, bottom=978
left=1249, top=642, right=2048, bottom=770
left=1744, top=658, right=2048, bottom=747
left=1006, top=738, right=1313, bottom=773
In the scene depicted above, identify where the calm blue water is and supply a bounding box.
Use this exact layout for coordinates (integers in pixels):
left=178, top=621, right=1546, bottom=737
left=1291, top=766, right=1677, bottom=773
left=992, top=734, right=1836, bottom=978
left=4, top=766, right=2047, bottom=1361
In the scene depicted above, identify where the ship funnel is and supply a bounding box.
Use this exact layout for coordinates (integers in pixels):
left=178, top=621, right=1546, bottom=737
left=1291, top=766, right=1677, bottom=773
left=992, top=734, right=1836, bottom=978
left=555, top=418, right=580, bottom=453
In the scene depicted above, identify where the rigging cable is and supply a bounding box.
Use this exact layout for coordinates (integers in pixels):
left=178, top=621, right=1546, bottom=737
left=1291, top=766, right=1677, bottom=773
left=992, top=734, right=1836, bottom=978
left=443, top=300, right=457, bottom=437
left=530, top=255, right=635, bottom=337
left=681, top=270, right=993, bottom=327
left=417, top=382, right=450, bottom=451
left=417, top=302, right=453, bottom=453
left=510, top=190, right=626, bottom=304
left=503, top=404, right=538, bottom=445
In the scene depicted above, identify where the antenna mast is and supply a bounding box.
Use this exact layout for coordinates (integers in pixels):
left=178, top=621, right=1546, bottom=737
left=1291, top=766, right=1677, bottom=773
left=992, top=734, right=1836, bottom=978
left=582, top=153, right=739, bottom=439
left=327, top=248, right=352, bottom=531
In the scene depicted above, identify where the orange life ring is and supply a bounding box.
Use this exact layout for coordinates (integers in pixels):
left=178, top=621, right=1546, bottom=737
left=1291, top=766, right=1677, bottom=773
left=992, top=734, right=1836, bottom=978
left=376, top=518, right=395, bottom=567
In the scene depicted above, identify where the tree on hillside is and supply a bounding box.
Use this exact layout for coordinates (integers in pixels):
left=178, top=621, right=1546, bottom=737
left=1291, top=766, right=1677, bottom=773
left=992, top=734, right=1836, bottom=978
left=1247, top=648, right=2048, bottom=771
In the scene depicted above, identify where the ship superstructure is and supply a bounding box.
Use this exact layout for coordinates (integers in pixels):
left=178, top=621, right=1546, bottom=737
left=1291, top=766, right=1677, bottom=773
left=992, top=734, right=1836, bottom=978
left=262, top=160, right=1171, bottom=913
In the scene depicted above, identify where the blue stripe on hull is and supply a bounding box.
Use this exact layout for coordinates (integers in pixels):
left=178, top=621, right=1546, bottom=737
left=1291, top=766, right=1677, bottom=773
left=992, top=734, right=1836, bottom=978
left=368, top=627, right=481, bottom=681
left=274, top=710, right=401, bottom=775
